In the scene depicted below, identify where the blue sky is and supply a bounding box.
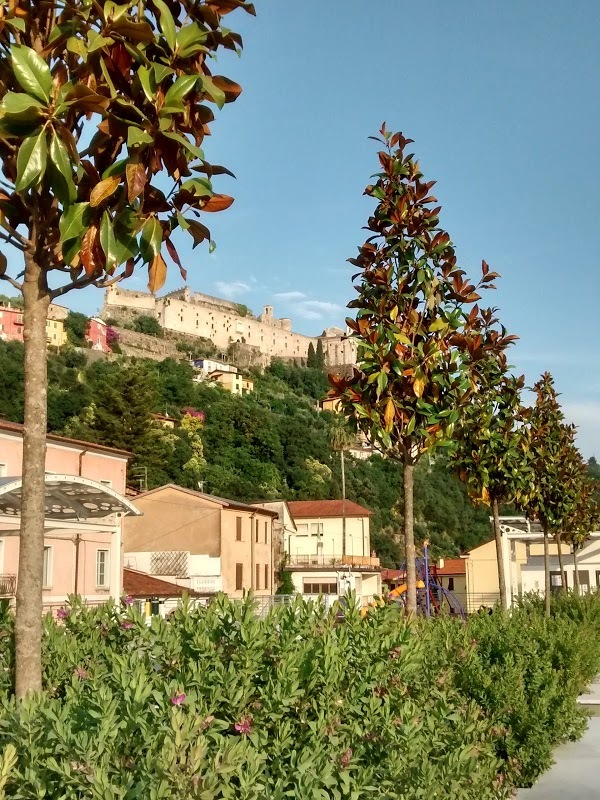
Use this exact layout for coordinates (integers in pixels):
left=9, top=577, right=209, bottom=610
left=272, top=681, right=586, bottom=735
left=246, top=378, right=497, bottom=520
left=17, top=1, right=600, bottom=455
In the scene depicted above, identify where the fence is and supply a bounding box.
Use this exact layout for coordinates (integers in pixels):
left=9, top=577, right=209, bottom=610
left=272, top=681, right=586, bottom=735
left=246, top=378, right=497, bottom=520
left=286, top=555, right=381, bottom=569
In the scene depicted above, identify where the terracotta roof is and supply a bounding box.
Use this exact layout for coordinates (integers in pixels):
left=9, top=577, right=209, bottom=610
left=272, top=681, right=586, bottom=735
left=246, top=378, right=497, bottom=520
left=0, top=418, right=132, bottom=458
left=436, top=558, right=466, bottom=576
left=134, top=484, right=279, bottom=517
left=287, top=500, right=372, bottom=518
left=123, top=568, right=201, bottom=598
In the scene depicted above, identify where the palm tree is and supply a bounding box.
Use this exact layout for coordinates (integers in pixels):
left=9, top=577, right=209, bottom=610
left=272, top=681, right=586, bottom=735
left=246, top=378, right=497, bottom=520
left=330, top=417, right=355, bottom=558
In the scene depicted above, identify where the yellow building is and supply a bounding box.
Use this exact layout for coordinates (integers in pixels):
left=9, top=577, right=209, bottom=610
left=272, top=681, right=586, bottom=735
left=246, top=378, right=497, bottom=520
left=46, top=317, right=67, bottom=347
left=209, top=370, right=254, bottom=396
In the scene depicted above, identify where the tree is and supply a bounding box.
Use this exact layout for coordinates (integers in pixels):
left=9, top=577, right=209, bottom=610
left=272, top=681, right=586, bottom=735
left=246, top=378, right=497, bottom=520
left=315, top=338, right=325, bottom=370
left=523, top=374, right=584, bottom=615
left=329, top=415, right=355, bottom=557
left=131, top=314, right=163, bottom=337
left=0, top=0, right=253, bottom=696
left=64, top=310, right=89, bottom=347
left=0, top=293, right=23, bottom=308
left=452, top=352, right=530, bottom=610
left=329, top=126, right=502, bottom=613
left=307, top=342, right=316, bottom=368
left=562, top=478, right=600, bottom=594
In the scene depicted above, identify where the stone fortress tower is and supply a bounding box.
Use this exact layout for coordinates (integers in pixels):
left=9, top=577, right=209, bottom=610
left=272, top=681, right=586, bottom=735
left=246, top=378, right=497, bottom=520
left=101, top=286, right=356, bottom=368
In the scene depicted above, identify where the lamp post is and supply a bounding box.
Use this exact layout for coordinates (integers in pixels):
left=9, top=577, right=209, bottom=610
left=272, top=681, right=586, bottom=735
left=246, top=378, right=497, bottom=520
left=423, top=539, right=431, bottom=618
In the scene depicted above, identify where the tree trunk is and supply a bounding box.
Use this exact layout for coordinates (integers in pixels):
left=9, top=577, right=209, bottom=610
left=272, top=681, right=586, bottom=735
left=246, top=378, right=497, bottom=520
left=554, top=533, right=565, bottom=593
left=403, top=460, right=417, bottom=615
left=573, top=548, right=580, bottom=595
left=14, top=254, right=50, bottom=698
left=341, top=449, right=346, bottom=558
left=491, top=496, right=508, bottom=610
left=543, top=525, right=551, bottom=617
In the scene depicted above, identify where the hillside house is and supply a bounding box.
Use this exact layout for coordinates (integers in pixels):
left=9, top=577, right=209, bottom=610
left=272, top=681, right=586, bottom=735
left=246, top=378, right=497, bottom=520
left=123, top=485, right=277, bottom=598
left=286, top=500, right=381, bottom=605
left=0, top=419, right=139, bottom=612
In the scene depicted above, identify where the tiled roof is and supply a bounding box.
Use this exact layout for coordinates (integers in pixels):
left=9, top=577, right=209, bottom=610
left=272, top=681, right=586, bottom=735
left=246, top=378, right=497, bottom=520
left=0, top=418, right=132, bottom=458
left=123, top=568, right=201, bottom=598
left=135, top=484, right=279, bottom=516
left=436, top=558, right=466, bottom=576
left=287, top=500, right=372, bottom=518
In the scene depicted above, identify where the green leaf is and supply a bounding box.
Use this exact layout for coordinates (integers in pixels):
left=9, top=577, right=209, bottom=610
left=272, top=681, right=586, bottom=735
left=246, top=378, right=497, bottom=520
left=162, top=131, right=203, bottom=159
left=153, top=0, right=177, bottom=52
left=175, top=22, right=207, bottom=58
left=113, top=224, right=139, bottom=264
left=49, top=132, right=76, bottom=205
left=100, top=211, right=119, bottom=271
left=161, top=75, right=198, bottom=115
left=140, top=217, right=162, bottom=262
left=11, top=45, right=52, bottom=104
left=127, top=126, right=154, bottom=149
left=152, top=64, right=174, bottom=84
left=88, top=30, right=115, bottom=52
left=137, top=66, right=155, bottom=103
left=6, top=17, right=26, bottom=32
left=60, top=203, right=90, bottom=244
left=201, top=75, right=226, bottom=109
left=16, top=129, right=48, bottom=191
left=0, top=92, right=45, bottom=116
left=66, top=36, right=88, bottom=58
left=176, top=211, right=189, bottom=230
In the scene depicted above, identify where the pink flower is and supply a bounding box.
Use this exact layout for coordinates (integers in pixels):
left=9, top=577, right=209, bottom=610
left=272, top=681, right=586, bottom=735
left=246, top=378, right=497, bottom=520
left=234, top=716, right=253, bottom=735
left=122, top=596, right=134, bottom=607
left=340, top=748, right=352, bottom=768
left=120, top=620, right=134, bottom=630
left=171, top=692, right=186, bottom=706
left=75, top=667, right=88, bottom=680
left=57, top=608, right=69, bottom=620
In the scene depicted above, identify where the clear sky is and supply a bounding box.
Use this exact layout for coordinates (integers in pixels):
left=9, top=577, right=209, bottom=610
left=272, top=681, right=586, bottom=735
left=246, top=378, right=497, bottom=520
left=57, top=1, right=600, bottom=456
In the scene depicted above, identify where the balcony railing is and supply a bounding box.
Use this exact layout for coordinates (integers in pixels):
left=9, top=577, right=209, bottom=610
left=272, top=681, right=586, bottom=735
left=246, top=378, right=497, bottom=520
left=0, top=575, right=16, bottom=596
left=287, top=555, right=380, bottom=569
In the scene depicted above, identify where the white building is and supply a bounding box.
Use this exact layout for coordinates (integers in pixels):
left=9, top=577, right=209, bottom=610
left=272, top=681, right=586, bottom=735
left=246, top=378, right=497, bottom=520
left=286, top=500, right=381, bottom=606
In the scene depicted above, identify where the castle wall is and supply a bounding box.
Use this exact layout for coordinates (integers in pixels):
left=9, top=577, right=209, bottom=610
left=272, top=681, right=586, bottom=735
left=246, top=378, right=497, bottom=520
left=102, top=286, right=356, bottom=367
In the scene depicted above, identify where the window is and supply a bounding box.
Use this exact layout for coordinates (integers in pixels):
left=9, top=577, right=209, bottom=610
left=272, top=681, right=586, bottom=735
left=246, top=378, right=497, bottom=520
left=235, top=563, right=243, bottom=591
left=264, top=521, right=268, bottom=544
left=255, top=519, right=259, bottom=543
left=296, top=523, right=309, bottom=536
left=577, top=570, right=590, bottom=594
left=236, top=517, right=242, bottom=541
left=310, top=522, right=324, bottom=537
left=255, top=564, right=260, bottom=590
left=303, top=581, right=337, bottom=595
left=264, top=564, right=269, bottom=589
left=42, top=546, right=52, bottom=589
left=447, top=577, right=454, bottom=591
left=550, top=571, right=567, bottom=592
left=96, top=549, right=109, bottom=587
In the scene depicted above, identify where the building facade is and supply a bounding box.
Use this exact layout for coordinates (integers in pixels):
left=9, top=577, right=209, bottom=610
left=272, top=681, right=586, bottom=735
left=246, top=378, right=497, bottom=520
left=0, top=420, right=133, bottom=611
left=0, top=303, right=68, bottom=347
left=285, top=500, right=381, bottom=605
left=123, top=485, right=277, bottom=598
left=102, top=286, right=356, bottom=367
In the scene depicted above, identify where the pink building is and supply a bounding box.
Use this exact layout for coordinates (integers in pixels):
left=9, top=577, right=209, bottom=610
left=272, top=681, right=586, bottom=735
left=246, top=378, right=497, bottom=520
left=0, top=306, right=24, bottom=342
left=87, top=317, right=110, bottom=352
left=0, top=420, right=140, bottom=612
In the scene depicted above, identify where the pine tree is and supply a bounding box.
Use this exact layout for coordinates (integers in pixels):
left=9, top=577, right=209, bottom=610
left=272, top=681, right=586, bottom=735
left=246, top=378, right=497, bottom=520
left=315, top=339, right=326, bottom=370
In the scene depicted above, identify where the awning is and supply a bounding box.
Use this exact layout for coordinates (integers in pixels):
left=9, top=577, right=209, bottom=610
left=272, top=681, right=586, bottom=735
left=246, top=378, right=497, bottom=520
left=0, top=475, right=141, bottom=521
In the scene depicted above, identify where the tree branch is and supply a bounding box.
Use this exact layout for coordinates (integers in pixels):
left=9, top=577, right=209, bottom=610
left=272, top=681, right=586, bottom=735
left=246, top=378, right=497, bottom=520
left=0, top=228, right=26, bottom=251
left=0, top=273, right=23, bottom=293
left=50, top=275, right=99, bottom=300
left=0, top=220, right=33, bottom=251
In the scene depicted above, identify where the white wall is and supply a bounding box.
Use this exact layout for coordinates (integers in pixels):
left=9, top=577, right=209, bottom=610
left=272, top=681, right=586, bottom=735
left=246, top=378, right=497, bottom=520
left=520, top=539, right=600, bottom=594
left=286, top=516, right=370, bottom=559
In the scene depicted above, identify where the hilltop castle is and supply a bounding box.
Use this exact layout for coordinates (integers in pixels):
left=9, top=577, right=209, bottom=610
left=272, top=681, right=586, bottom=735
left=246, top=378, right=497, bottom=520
left=101, top=286, right=357, bottom=368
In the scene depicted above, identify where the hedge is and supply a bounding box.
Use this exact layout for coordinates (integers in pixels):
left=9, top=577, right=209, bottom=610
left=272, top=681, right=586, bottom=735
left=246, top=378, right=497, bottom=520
left=0, top=593, right=596, bottom=798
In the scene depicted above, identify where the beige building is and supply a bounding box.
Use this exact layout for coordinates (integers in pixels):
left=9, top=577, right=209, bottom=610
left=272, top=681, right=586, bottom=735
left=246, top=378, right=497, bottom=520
left=286, top=500, right=381, bottom=605
left=123, top=485, right=277, bottom=598
left=208, top=370, right=254, bottom=396
left=102, top=286, right=356, bottom=367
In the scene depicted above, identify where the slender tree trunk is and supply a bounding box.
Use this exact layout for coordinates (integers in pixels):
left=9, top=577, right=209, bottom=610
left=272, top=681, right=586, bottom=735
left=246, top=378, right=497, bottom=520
left=554, top=533, right=565, bottom=593
left=341, top=449, right=346, bottom=558
left=404, top=459, right=417, bottom=615
left=491, top=496, right=508, bottom=610
left=573, top=548, right=580, bottom=595
left=15, top=254, right=50, bottom=698
left=543, top=525, right=551, bottom=617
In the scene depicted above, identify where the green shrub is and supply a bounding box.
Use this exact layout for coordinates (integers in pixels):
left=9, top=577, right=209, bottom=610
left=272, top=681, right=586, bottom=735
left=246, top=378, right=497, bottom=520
left=0, top=597, right=506, bottom=799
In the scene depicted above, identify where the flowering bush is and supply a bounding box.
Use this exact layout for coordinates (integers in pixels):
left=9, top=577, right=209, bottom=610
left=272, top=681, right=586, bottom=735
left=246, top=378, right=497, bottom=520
left=0, top=594, right=597, bottom=797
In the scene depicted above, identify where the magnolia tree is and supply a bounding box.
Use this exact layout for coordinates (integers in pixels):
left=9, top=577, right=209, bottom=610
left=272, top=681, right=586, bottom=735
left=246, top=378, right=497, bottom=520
left=523, top=374, right=584, bottom=615
left=329, top=127, right=509, bottom=613
left=452, top=342, right=530, bottom=610
left=0, top=0, right=254, bottom=697
left=563, top=478, right=600, bottom=594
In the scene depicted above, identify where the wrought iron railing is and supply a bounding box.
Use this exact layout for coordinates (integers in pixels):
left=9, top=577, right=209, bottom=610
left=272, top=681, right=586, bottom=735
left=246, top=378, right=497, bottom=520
left=0, top=575, right=16, bottom=596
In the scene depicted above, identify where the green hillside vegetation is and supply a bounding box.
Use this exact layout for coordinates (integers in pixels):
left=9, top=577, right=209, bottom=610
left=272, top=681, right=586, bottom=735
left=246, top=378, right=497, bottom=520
left=0, top=341, right=526, bottom=565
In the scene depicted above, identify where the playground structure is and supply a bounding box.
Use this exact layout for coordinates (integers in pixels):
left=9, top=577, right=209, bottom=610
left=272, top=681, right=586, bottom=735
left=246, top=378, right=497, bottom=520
left=367, top=545, right=466, bottom=618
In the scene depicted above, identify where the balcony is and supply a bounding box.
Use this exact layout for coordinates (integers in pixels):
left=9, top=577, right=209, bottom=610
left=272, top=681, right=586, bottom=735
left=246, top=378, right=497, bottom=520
left=286, top=554, right=380, bottom=570
left=0, top=575, right=16, bottom=596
